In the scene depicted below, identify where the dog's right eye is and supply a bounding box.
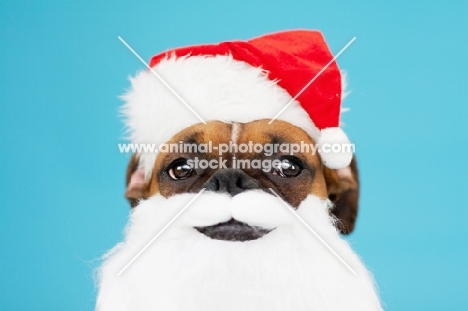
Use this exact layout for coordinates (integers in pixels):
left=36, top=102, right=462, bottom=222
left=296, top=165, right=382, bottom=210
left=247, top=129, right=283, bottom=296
left=271, top=156, right=303, bottom=178
left=167, top=159, right=195, bottom=180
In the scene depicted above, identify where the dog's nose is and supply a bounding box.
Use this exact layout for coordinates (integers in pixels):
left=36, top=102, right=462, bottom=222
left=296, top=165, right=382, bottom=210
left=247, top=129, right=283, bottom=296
left=202, top=169, right=261, bottom=196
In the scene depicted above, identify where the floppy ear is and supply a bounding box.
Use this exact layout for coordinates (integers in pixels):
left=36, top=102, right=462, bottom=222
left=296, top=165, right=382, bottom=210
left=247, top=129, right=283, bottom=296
left=125, top=154, right=146, bottom=208
left=323, top=157, right=360, bottom=234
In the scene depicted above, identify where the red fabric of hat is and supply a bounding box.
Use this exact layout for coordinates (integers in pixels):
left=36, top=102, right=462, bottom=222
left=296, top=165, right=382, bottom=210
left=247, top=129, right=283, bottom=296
left=149, top=30, right=341, bottom=130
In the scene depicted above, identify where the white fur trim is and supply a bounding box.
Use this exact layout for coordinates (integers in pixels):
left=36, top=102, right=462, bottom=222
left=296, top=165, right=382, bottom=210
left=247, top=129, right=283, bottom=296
left=122, top=55, right=320, bottom=175
left=318, top=127, right=353, bottom=169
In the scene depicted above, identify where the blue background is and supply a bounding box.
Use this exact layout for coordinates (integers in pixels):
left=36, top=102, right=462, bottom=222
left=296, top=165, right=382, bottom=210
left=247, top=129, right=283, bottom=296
left=1, top=0, right=467, bottom=310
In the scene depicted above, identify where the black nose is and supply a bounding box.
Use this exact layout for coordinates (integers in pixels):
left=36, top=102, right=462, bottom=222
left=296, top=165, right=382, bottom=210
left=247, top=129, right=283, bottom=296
left=202, top=169, right=261, bottom=196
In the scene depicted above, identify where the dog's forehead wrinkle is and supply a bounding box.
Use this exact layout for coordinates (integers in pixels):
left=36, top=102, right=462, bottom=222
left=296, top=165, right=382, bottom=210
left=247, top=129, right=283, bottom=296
left=268, top=134, right=287, bottom=145
left=181, top=131, right=202, bottom=144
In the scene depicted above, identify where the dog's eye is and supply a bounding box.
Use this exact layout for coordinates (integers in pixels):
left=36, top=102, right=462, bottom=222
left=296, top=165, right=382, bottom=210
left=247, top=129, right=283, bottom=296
left=167, top=159, right=195, bottom=180
left=272, top=157, right=303, bottom=178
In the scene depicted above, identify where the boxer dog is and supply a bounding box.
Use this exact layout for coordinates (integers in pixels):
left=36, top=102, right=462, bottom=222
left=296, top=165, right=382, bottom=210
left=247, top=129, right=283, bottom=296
left=97, top=29, right=381, bottom=310
left=125, top=122, right=360, bottom=235
left=96, top=120, right=381, bottom=310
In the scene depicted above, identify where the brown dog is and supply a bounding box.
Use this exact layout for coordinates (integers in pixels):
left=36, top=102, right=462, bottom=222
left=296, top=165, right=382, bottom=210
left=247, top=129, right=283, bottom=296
left=125, top=120, right=359, bottom=235
left=97, top=30, right=381, bottom=310
left=96, top=119, right=381, bottom=310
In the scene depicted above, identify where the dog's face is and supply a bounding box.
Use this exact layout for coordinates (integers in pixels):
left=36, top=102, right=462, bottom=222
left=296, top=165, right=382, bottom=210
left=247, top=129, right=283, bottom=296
left=125, top=119, right=359, bottom=236
left=98, top=120, right=380, bottom=311
left=97, top=30, right=383, bottom=309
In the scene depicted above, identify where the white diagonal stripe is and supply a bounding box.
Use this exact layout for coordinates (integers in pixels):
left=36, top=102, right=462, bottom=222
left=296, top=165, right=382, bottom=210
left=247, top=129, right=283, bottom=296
left=117, top=188, right=206, bottom=276
left=118, top=36, right=207, bottom=124
left=268, top=37, right=356, bottom=124
left=268, top=188, right=357, bottom=275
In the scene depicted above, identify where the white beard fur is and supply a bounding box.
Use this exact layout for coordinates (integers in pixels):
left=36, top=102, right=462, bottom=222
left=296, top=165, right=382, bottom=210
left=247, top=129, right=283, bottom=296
left=96, top=191, right=382, bottom=310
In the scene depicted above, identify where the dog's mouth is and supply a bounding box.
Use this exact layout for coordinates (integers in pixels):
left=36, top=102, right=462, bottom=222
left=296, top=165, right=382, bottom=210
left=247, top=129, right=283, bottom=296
left=194, top=218, right=273, bottom=241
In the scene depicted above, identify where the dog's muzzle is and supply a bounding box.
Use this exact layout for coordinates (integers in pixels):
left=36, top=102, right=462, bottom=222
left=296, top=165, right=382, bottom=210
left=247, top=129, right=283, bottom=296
left=202, top=168, right=261, bottom=196
left=196, top=169, right=272, bottom=241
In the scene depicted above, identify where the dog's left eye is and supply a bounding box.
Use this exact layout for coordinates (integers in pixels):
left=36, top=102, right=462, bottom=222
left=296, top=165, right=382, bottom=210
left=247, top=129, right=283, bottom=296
left=167, top=159, right=195, bottom=180
left=272, top=156, right=303, bottom=178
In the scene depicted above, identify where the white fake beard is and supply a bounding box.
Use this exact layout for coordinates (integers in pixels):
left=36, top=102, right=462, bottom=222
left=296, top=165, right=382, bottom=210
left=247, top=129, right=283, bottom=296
left=96, top=191, right=381, bottom=311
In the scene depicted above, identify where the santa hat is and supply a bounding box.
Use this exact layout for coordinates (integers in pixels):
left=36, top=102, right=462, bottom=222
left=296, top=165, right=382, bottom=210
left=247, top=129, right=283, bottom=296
left=122, top=30, right=353, bottom=176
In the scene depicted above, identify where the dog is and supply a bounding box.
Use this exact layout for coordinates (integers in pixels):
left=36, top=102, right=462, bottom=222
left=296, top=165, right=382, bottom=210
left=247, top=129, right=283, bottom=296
left=96, top=30, right=381, bottom=310
left=124, top=127, right=360, bottom=235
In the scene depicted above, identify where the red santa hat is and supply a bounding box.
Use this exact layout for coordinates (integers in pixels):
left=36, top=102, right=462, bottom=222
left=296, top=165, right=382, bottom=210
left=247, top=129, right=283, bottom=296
left=122, top=30, right=353, bottom=175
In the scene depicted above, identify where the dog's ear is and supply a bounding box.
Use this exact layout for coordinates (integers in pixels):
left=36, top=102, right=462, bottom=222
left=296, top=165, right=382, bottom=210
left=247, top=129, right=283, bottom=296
left=125, top=154, right=146, bottom=208
left=323, top=157, right=360, bottom=234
